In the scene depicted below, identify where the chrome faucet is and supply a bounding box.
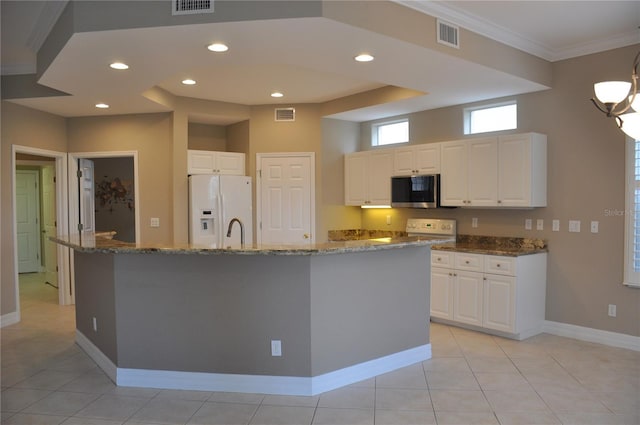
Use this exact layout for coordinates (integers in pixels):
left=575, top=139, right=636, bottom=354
left=226, top=218, right=245, bottom=247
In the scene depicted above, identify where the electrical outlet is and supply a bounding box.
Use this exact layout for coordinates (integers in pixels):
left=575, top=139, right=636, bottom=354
left=472, top=217, right=478, bottom=228
left=552, top=220, right=560, bottom=232
left=386, top=215, right=391, bottom=225
left=591, top=221, right=599, bottom=233
left=92, top=317, right=98, bottom=332
left=525, top=219, right=532, bottom=230
left=608, top=304, right=617, bottom=317
left=150, top=217, right=160, bottom=228
left=271, top=340, right=282, bottom=357
left=536, top=219, right=544, bottom=231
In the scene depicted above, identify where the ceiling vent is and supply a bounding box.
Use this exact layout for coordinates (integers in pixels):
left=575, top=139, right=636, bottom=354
left=172, top=0, right=214, bottom=15
left=275, top=107, right=295, bottom=122
left=437, top=19, right=460, bottom=49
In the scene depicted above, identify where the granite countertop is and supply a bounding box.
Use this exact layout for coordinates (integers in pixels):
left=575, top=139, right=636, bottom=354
left=50, top=234, right=453, bottom=256
left=431, top=234, right=547, bottom=257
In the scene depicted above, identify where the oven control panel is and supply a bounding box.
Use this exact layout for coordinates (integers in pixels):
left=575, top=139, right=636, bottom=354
left=406, top=218, right=456, bottom=237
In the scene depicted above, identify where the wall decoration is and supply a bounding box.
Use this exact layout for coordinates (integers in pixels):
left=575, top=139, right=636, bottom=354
left=96, top=175, right=134, bottom=212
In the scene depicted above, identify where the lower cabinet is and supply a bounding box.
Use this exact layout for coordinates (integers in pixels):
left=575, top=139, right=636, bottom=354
left=430, top=250, right=546, bottom=340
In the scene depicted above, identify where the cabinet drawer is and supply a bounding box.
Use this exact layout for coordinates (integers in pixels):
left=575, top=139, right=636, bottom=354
left=484, top=255, right=516, bottom=276
left=431, top=251, right=454, bottom=268
left=455, top=253, right=483, bottom=272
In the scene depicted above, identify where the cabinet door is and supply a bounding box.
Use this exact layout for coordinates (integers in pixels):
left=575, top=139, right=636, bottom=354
left=216, top=152, right=245, bottom=175
left=393, top=147, right=416, bottom=175
left=453, top=271, right=483, bottom=326
left=483, top=274, right=516, bottom=333
left=498, top=133, right=546, bottom=207
left=188, top=150, right=216, bottom=174
left=368, top=150, right=393, bottom=205
left=440, top=141, right=468, bottom=206
left=344, top=152, right=368, bottom=205
left=467, top=138, right=498, bottom=206
left=431, top=267, right=454, bottom=319
left=415, top=144, right=440, bottom=174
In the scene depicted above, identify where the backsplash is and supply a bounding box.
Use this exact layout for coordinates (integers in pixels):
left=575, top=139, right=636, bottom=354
left=328, top=229, right=408, bottom=241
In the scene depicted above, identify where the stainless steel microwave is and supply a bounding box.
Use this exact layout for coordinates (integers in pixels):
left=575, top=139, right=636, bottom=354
left=391, top=174, right=440, bottom=208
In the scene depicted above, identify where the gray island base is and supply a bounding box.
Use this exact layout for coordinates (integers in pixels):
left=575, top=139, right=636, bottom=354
left=66, top=239, right=436, bottom=396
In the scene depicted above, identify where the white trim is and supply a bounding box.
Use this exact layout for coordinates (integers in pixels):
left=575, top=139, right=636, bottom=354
left=76, top=331, right=430, bottom=395
left=75, top=330, right=118, bottom=383
left=543, top=320, right=640, bottom=352
left=1, top=311, right=20, bottom=328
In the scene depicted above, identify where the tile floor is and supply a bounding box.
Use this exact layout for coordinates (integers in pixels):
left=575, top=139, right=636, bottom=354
left=2, top=273, right=639, bottom=425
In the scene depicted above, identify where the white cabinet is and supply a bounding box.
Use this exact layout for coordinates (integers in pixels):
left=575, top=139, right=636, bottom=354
left=188, top=150, right=245, bottom=175
left=393, top=143, right=440, bottom=175
left=430, top=250, right=547, bottom=340
left=344, top=150, right=394, bottom=206
left=440, top=133, right=546, bottom=208
left=440, top=138, right=497, bottom=206
left=498, top=133, right=547, bottom=207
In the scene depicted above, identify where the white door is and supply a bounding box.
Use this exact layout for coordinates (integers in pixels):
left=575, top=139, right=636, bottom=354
left=16, top=170, right=41, bottom=273
left=258, top=153, right=314, bottom=245
left=78, top=158, right=95, bottom=234
left=42, top=165, right=58, bottom=288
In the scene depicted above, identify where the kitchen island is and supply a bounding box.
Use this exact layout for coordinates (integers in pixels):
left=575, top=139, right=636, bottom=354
left=52, top=234, right=451, bottom=395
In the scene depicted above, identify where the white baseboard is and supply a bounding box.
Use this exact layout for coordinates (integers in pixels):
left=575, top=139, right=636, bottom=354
left=75, top=330, right=118, bottom=382
left=543, top=320, right=640, bottom=352
left=1, top=311, right=20, bottom=328
left=76, top=334, right=430, bottom=396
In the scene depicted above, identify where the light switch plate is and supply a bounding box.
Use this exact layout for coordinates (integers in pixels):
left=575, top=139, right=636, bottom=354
left=591, top=221, right=599, bottom=233
left=569, top=220, right=581, bottom=232
left=472, top=217, right=478, bottom=228
left=552, top=220, right=560, bottom=232
left=150, top=217, right=160, bottom=228
left=536, top=219, right=544, bottom=231
left=525, top=219, right=532, bottom=230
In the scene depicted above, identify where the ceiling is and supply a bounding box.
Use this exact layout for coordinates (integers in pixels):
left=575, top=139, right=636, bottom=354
left=1, top=1, right=639, bottom=124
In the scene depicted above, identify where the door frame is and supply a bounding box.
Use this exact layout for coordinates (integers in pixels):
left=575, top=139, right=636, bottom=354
left=11, top=145, right=71, bottom=312
left=68, top=151, right=141, bottom=242
left=255, top=152, right=316, bottom=244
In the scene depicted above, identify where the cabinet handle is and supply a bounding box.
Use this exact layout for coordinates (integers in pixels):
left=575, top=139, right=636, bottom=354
left=465, top=260, right=470, bottom=264
left=483, top=277, right=487, bottom=280
left=498, top=200, right=502, bottom=204
left=496, top=263, right=501, bottom=267
left=437, top=257, right=442, bottom=261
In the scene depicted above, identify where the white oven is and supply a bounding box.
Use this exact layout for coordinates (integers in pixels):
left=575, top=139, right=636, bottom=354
left=406, top=218, right=456, bottom=239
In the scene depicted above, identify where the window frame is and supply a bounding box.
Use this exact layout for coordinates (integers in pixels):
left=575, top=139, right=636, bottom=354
left=371, top=118, right=409, bottom=147
left=624, top=137, right=640, bottom=288
left=463, top=101, right=517, bottom=135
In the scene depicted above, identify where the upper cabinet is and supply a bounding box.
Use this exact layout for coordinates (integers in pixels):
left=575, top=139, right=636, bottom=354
left=344, top=150, right=394, bottom=206
left=441, top=133, right=546, bottom=208
left=393, top=144, right=441, bottom=175
left=188, top=150, right=245, bottom=175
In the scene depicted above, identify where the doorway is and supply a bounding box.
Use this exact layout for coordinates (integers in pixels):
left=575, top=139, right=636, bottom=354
left=11, top=145, right=70, bottom=324
left=256, top=152, right=315, bottom=244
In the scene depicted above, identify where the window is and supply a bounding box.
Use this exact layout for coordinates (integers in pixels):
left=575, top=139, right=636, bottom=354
left=624, top=138, right=640, bottom=287
left=372, top=119, right=409, bottom=146
left=464, top=102, right=517, bottom=135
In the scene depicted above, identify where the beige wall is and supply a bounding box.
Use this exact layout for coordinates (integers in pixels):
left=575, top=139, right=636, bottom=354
left=67, top=113, right=174, bottom=245
left=187, top=123, right=227, bottom=151
left=360, top=44, right=640, bottom=338
left=1, top=102, right=67, bottom=316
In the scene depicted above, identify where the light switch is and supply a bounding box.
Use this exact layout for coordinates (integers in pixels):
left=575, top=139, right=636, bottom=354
left=569, top=220, right=581, bottom=232
left=472, top=217, right=478, bottom=228
left=536, top=219, right=544, bottom=231
left=552, top=220, right=560, bottom=232
left=150, top=217, right=160, bottom=228
left=525, top=219, right=532, bottom=230
left=591, top=221, right=599, bottom=233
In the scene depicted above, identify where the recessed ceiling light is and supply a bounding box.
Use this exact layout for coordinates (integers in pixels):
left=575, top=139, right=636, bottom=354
left=182, top=79, right=197, bottom=85
left=354, top=53, right=374, bottom=62
left=207, top=43, right=229, bottom=52
left=271, top=92, right=284, bottom=98
left=109, top=62, right=129, bottom=70
left=95, top=103, right=109, bottom=109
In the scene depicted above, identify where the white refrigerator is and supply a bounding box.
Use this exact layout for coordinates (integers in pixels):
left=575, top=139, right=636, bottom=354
left=188, top=175, right=253, bottom=248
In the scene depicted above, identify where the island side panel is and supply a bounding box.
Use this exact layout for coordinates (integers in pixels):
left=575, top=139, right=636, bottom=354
left=309, top=246, right=430, bottom=376
left=113, top=253, right=312, bottom=376
left=74, top=251, right=119, bottom=363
